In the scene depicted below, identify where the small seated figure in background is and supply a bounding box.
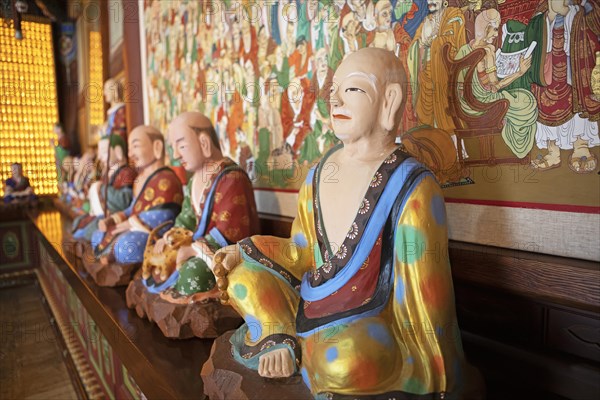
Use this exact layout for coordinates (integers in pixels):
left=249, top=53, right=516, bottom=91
left=72, top=129, right=136, bottom=241
left=210, top=48, right=482, bottom=399
left=65, top=149, right=98, bottom=212
left=51, top=122, right=71, bottom=186
left=140, top=111, right=259, bottom=306
left=4, top=163, right=36, bottom=204
left=90, top=125, right=183, bottom=267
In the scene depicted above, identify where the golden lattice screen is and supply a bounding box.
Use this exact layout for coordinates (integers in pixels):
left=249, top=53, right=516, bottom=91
left=0, top=20, right=59, bottom=196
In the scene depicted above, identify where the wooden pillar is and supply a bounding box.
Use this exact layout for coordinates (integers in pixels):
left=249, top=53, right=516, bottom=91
left=122, top=0, right=144, bottom=128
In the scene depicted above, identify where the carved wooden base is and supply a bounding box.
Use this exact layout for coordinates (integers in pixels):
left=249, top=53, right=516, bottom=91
left=125, top=276, right=158, bottom=319
left=201, top=330, right=312, bottom=400
left=126, top=278, right=243, bottom=339
left=82, top=257, right=139, bottom=287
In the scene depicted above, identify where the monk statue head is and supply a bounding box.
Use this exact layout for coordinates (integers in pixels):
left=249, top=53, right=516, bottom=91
left=330, top=47, right=406, bottom=143
left=168, top=111, right=223, bottom=173
left=98, top=131, right=128, bottom=168
left=103, top=78, right=124, bottom=105
left=128, top=125, right=165, bottom=172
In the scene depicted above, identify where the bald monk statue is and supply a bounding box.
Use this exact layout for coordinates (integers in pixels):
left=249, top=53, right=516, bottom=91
left=138, top=112, right=259, bottom=312
left=211, top=48, right=482, bottom=399
left=91, top=125, right=183, bottom=267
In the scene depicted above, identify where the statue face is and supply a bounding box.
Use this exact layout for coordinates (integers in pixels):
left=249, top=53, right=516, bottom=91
left=128, top=128, right=158, bottom=170
left=11, top=164, right=22, bottom=179
left=98, top=139, right=124, bottom=165
left=97, top=138, right=110, bottom=164
left=169, top=120, right=205, bottom=172
left=330, top=56, right=383, bottom=142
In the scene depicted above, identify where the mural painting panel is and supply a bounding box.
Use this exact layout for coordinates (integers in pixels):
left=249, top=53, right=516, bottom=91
left=140, top=0, right=600, bottom=257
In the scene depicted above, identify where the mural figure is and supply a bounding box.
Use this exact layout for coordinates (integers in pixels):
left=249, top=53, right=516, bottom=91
left=369, top=0, right=396, bottom=51
left=408, top=0, right=466, bottom=140
left=455, top=8, right=538, bottom=158
left=522, top=0, right=600, bottom=173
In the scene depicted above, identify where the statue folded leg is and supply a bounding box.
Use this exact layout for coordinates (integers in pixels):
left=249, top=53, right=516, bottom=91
left=72, top=215, right=101, bottom=241
left=227, top=258, right=302, bottom=372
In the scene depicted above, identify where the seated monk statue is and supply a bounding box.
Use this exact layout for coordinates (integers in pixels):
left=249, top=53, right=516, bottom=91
left=142, top=111, right=260, bottom=304
left=3, top=163, right=36, bottom=204
left=212, top=48, right=482, bottom=398
left=91, top=125, right=183, bottom=266
left=72, top=128, right=136, bottom=241
left=65, top=149, right=98, bottom=212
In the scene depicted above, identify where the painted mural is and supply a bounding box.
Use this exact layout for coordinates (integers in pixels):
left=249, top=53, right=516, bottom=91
left=142, top=0, right=600, bottom=209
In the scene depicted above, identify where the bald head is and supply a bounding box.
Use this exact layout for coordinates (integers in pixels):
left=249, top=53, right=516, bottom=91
left=128, top=125, right=165, bottom=168
left=169, top=111, right=220, bottom=150
left=341, top=48, right=406, bottom=88
left=339, top=48, right=407, bottom=128
left=130, top=125, right=164, bottom=148
left=331, top=47, right=407, bottom=138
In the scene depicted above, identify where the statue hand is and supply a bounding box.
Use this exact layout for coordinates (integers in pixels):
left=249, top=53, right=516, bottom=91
left=98, top=218, right=109, bottom=232
left=112, top=221, right=130, bottom=235
left=153, top=237, right=166, bottom=254
left=176, top=245, right=196, bottom=267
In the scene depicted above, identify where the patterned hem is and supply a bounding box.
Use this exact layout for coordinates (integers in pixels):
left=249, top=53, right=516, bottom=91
left=238, top=238, right=302, bottom=291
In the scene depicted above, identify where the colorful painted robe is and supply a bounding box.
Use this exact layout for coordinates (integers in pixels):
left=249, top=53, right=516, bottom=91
left=145, top=159, right=260, bottom=297
left=91, top=167, right=183, bottom=264
left=72, top=165, right=136, bottom=241
left=227, top=146, right=478, bottom=399
left=106, top=104, right=127, bottom=139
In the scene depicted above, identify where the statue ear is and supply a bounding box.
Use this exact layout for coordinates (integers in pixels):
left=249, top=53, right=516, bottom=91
left=153, top=139, right=164, bottom=161
left=381, top=83, right=403, bottom=132
left=199, top=133, right=213, bottom=158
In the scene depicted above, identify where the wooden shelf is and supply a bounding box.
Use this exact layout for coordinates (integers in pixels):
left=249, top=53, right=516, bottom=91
left=30, top=210, right=212, bottom=400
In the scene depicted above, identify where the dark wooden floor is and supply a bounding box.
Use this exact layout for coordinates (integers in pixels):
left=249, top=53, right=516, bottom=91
left=0, top=281, right=79, bottom=400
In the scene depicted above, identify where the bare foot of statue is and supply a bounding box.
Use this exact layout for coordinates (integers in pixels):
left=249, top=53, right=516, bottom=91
left=258, top=348, right=294, bottom=378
